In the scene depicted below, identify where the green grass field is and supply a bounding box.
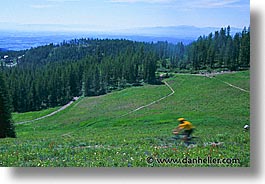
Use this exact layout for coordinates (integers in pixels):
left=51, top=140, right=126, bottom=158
left=0, top=71, right=250, bottom=167
left=12, top=106, right=61, bottom=123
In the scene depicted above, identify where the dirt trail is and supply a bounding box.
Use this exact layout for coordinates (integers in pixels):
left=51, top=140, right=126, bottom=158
left=120, top=81, right=175, bottom=117
left=16, top=71, right=248, bottom=125
left=176, top=72, right=250, bottom=93
left=16, top=81, right=175, bottom=126
left=213, top=78, right=250, bottom=93
left=16, top=97, right=81, bottom=125
left=62, top=81, right=175, bottom=137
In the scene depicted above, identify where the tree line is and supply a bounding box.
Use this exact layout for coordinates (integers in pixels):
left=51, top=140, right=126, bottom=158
left=171, top=26, right=250, bottom=72
left=0, top=72, right=16, bottom=138
left=1, top=26, right=250, bottom=114
left=2, top=39, right=158, bottom=112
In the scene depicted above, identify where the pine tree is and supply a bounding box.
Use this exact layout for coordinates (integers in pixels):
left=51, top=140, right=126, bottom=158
left=232, top=33, right=241, bottom=70
left=239, top=27, right=250, bottom=68
left=224, top=35, right=233, bottom=69
left=0, top=72, right=16, bottom=138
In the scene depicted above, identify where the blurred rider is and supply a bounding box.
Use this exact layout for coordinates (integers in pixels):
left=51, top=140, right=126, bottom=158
left=172, top=118, right=195, bottom=141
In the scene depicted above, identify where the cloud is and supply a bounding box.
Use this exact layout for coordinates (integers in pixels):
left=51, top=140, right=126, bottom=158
left=108, top=0, right=173, bottom=4
left=29, top=0, right=80, bottom=9
left=30, top=4, right=55, bottom=9
left=46, top=0, right=80, bottom=2
left=108, top=0, right=247, bottom=9
left=194, top=0, right=242, bottom=8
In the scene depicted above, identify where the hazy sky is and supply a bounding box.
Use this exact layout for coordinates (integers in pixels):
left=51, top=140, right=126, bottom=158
left=0, top=0, right=250, bottom=31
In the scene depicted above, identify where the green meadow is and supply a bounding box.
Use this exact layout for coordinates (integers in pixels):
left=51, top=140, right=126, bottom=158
left=0, top=71, right=250, bottom=167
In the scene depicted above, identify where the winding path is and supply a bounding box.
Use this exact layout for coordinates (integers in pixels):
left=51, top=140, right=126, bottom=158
left=16, top=71, right=248, bottom=126
left=213, top=78, right=250, bottom=93
left=176, top=72, right=250, bottom=93
left=16, top=81, right=175, bottom=126
left=62, top=81, right=175, bottom=137
left=120, top=81, right=175, bottom=117
left=16, top=97, right=81, bottom=125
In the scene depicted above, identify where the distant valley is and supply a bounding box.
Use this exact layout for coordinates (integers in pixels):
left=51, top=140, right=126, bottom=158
left=0, top=25, right=242, bottom=51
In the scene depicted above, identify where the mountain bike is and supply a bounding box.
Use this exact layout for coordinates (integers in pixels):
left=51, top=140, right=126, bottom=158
left=171, top=133, right=200, bottom=147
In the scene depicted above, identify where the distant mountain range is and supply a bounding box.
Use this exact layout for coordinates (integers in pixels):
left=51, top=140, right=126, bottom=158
left=0, top=24, right=243, bottom=51
left=116, top=25, right=242, bottom=38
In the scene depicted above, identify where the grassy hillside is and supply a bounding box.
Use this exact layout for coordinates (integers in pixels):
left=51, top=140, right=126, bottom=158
left=0, top=71, right=250, bottom=167
left=12, top=106, right=60, bottom=123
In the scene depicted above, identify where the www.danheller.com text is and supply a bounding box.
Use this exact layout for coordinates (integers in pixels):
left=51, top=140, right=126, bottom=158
left=146, top=156, right=240, bottom=165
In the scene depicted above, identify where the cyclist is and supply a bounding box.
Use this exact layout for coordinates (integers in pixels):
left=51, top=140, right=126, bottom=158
left=172, top=118, right=195, bottom=142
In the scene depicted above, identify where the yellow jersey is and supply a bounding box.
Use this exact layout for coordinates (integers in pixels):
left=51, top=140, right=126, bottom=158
left=177, top=121, right=194, bottom=130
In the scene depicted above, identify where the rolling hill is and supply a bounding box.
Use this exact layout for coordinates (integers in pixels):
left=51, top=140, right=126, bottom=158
left=0, top=71, right=250, bottom=167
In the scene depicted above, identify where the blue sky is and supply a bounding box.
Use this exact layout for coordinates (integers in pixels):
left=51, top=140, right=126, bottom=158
left=0, top=0, right=250, bottom=31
